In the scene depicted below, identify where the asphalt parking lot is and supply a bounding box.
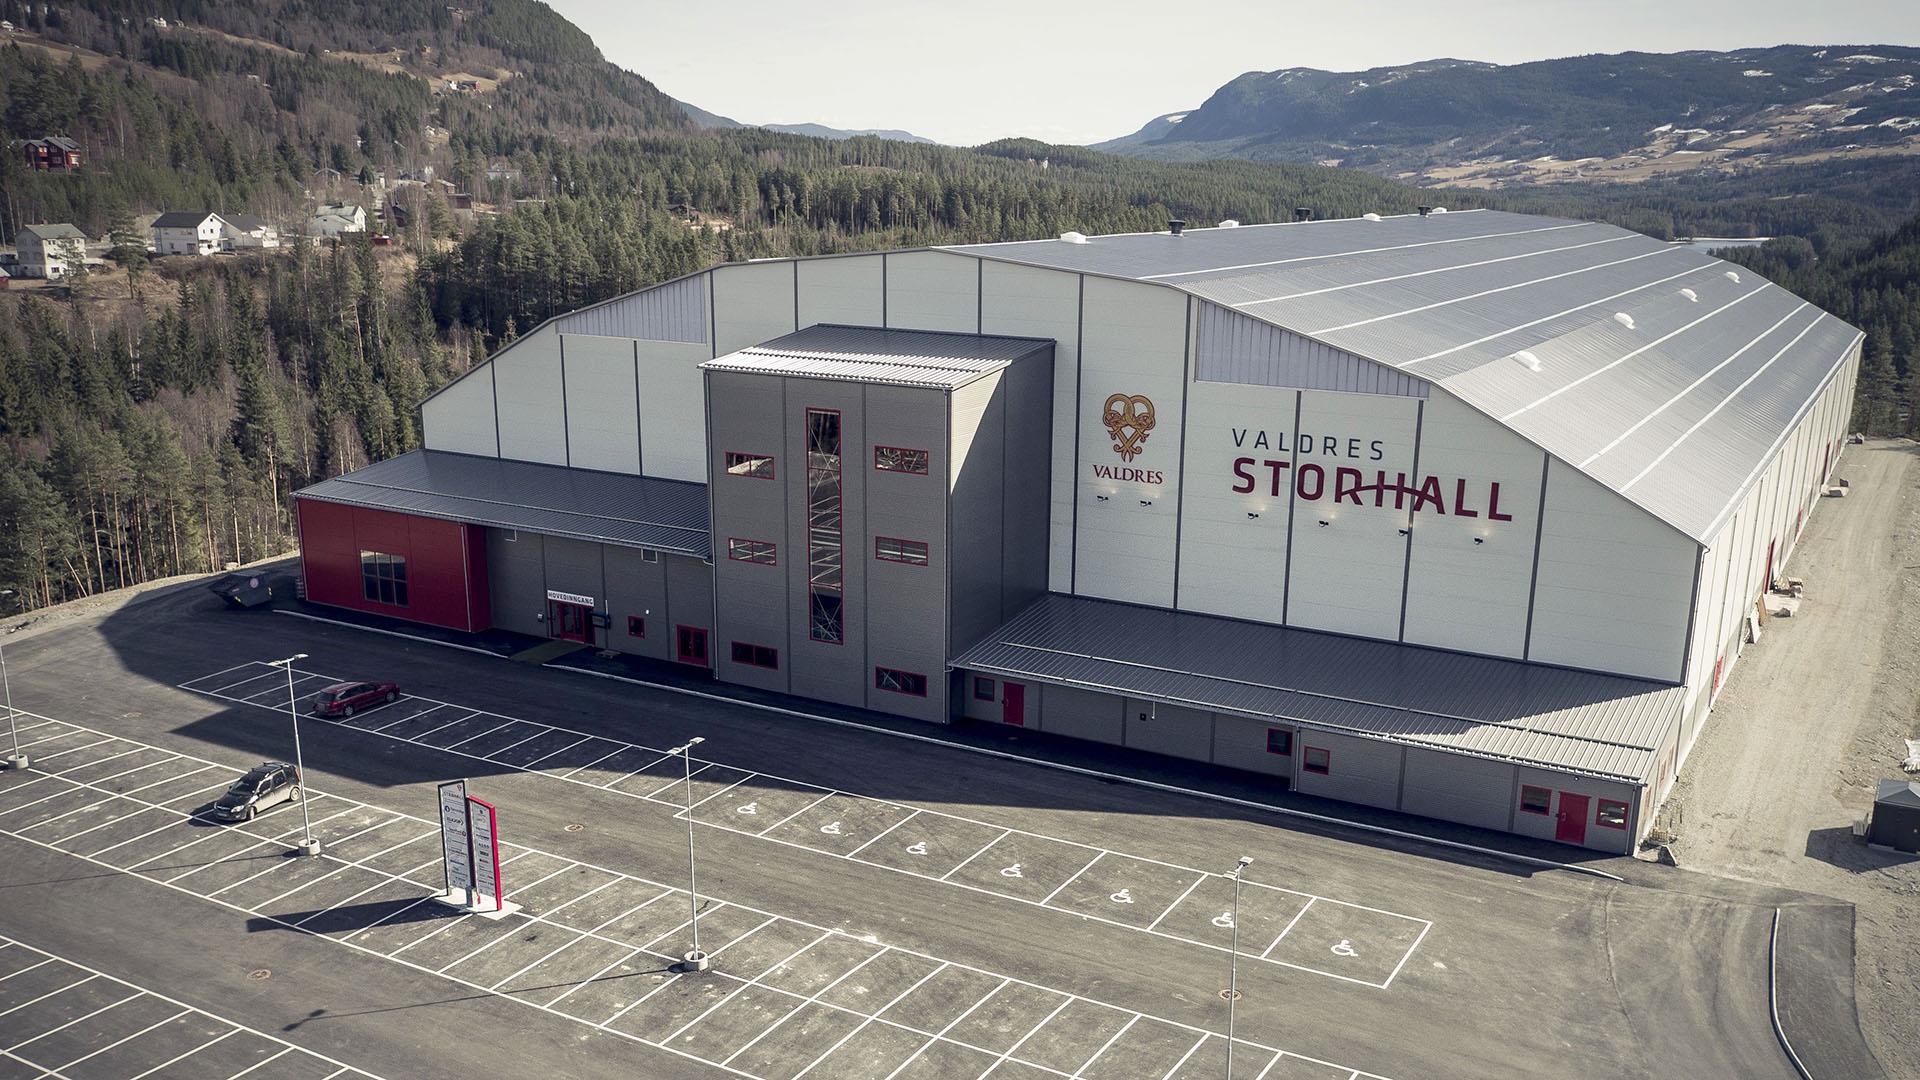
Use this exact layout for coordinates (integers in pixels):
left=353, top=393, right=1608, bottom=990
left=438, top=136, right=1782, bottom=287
left=0, top=586, right=1853, bottom=1079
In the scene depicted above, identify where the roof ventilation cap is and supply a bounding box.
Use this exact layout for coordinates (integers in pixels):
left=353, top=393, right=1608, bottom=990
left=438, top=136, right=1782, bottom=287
left=1060, top=231, right=1089, bottom=244
left=1362, top=212, right=1383, bottom=222
left=1417, top=205, right=1433, bottom=217
left=1613, top=312, right=1637, bottom=330
left=1218, top=219, right=1241, bottom=228
left=1679, top=287, right=1699, bottom=302
left=1168, top=219, right=1186, bottom=236
left=1431, top=206, right=1447, bottom=213
left=1724, top=270, right=1741, bottom=283
left=1510, top=350, right=1542, bottom=372
left=1293, top=207, right=1313, bottom=222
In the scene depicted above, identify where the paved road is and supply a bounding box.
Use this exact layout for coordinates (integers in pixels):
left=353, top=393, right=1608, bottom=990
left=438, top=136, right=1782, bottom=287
left=0, top=586, right=1823, bottom=1079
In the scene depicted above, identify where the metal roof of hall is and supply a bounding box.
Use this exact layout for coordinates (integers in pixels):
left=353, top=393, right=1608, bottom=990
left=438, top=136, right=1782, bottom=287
left=953, top=593, right=1683, bottom=784
left=942, top=210, right=1863, bottom=544
left=295, top=450, right=711, bottom=557
left=703, top=323, right=1052, bottom=390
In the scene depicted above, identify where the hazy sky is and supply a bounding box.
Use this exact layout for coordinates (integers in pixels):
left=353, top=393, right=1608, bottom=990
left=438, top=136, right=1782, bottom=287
left=551, top=0, right=1920, bottom=146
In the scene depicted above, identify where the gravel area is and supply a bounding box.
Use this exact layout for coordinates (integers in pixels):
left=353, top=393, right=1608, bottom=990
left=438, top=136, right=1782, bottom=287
left=1662, top=439, right=1920, bottom=1078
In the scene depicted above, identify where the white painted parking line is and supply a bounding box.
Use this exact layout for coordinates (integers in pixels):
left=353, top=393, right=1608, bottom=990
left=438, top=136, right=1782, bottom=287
left=1261, top=898, right=1316, bottom=959
left=976, top=995, right=1075, bottom=1080
left=542, top=944, right=643, bottom=1009
left=479, top=729, right=549, bottom=759
left=1157, top=1033, right=1212, bottom=1080
left=369, top=702, right=444, bottom=733
left=873, top=971, right=1003, bottom=1080
left=7, top=992, right=142, bottom=1052
left=939, top=828, right=1013, bottom=881
left=520, top=735, right=590, bottom=769
left=224, top=1046, right=295, bottom=1078
left=664, top=928, right=831, bottom=1043
left=438, top=718, right=516, bottom=750
left=40, top=746, right=146, bottom=776
left=125, top=1029, right=237, bottom=1080
left=1040, top=852, right=1108, bottom=906
left=188, top=661, right=1434, bottom=988
left=772, top=790, right=855, bottom=839
left=1147, top=875, right=1207, bottom=932
left=1070, top=1012, right=1139, bottom=1078
left=49, top=1007, right=192, bottom=1072
left=409, top=709, right=481, bottom=740
left=15, top=709, right=1395, bottom=1080
left=0, top=974, right=96, bottom=1018
left=0, top=957, right=54, bottom=982
left=29, top=736, right=118, bottom=762
left=728, top=945, right=905, bottom=1069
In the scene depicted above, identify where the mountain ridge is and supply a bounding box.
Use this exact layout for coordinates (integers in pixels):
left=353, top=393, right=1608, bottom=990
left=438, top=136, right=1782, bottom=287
left=1095, top=44, right=1920, bottom=188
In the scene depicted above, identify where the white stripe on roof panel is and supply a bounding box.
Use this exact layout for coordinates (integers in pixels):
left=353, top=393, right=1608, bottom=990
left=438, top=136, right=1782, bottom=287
left=1227, top=231, right=1627, bottom=309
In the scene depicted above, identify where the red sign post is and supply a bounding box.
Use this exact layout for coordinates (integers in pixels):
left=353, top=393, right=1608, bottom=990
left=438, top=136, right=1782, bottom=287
left=466, top=795, right=504, bottom=913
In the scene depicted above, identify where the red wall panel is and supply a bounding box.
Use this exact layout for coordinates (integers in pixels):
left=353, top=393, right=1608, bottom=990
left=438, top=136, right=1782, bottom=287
left=296, top=500, right=485, bottom=632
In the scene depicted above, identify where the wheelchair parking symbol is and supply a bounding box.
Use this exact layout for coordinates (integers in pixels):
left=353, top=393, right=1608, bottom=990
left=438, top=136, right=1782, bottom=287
left=1331, top=939, right=1358, bottom=957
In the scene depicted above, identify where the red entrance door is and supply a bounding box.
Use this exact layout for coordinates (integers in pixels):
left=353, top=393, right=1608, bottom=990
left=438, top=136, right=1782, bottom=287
left=1556, top=792, right=1589, bottom=845
left=675, top=625, right=709, bottom=667
left=1002, top=683, right=1025, bottom=727
left=548, top=601, right=592, bottom=645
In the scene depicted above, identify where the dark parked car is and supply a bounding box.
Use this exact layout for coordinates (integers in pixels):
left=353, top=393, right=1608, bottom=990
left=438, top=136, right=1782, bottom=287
left=310, top=680, right=400, bottom=718
left=212, top=762, right=301, bottom=821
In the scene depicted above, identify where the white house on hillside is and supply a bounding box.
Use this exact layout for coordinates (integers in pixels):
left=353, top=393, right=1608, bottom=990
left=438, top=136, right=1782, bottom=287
left=221, top=214, right=280, bottom=249
left=151, top=212, right=224, bottom=256
left=16, top=223, right=88, bottom=278
left=307, top=204, right=367, bottom=238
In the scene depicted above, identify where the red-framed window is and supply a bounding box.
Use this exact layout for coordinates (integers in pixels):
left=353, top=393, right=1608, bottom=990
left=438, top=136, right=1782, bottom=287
left=973, top=676, right=996, bottom=702
left=675, top=625, right=709, bottom=667
left=1302, top=746, right=1330, bottom=775
left=627, top=616, right=645, bottom=638
left=727, top=538, right=778, bottom=565
left=1519, top=785, right=1552, bottom=815
left=875, top=536, right=929, bottom=566
left=874, top=445, right=929, bottom=474
left=730, top=641, right=779, bottom=670
left=1265, top=729, right=1292, bottom=756
left=723, top=451, right=775, bottom=479
left=875, top=667, right=927, bottom=697
left=1596, top=799, right=1629, bottom=830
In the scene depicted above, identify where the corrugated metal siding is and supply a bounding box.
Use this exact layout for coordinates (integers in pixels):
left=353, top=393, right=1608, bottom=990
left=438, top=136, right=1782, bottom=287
left=1193, top=301, right=1427, bottom=396
left=552, top=274, right=707, bottom=342
left=947, top=210, right=1862, bottom=544
left=704, top=324, right=1053, bottom=389
left=954, top=594, right=1679, bottom=782
left=295, top=449, right=709, bottom=556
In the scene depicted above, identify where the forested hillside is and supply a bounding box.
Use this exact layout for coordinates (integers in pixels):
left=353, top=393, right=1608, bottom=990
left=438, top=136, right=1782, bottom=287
left=1725, top=213, right=1920, bottom=434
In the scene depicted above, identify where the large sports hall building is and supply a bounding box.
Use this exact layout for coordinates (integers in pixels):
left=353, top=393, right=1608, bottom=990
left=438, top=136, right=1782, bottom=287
left=295, top=209, right=1861, bottom=853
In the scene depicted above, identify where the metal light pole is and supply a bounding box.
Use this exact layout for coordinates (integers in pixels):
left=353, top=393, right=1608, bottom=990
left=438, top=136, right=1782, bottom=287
left=271, top=653, right=321, bottom=856
left=1, top=607, right=26, bottom=771
left=1225, top=856, right=1252, bottom=1079
left=671, top=736, right=710, bottom=972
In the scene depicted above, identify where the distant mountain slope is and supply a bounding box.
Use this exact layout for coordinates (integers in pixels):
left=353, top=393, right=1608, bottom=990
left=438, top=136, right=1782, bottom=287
left=671, top=99, right=935, bottom=143
left=1096, top=45, right=1920, bottom=187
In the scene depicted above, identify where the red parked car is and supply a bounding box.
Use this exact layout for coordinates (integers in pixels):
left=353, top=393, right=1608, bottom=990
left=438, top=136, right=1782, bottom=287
left=310, top=680, right=401, bottom=718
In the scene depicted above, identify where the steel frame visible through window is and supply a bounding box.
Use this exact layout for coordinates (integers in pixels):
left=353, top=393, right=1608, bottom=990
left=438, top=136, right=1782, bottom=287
left=873, top=445, right=929, bottom=475
left=1519, top=784, right=1552, bottom=815
left=727, top=537, right=778, bottom=565
left=1302, top=745, right=1330, bottom=775
left=875, top=667, right=927, bottom=697
left=723, top=451, right=775, bottom=479
left=730, top=641, right=779, bottom=670
left=1596, top=798, right=1629, bottom=829
left=806, top=408, right=844, bottom=644
left=874, top=536, right=929, bottom=566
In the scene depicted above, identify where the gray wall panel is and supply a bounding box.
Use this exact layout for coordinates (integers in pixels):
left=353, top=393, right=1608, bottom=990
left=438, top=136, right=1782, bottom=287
left=1399, top=746, right=1515, bottom=831
left=1212, top=714, right=1295, bottom=780
left=949, top=374, right=1007, bottom=658
left=1123, top=700, right=1212, bottom=762
left=1037, top=685, right=1122, bottom=745
left=485, top=530, right=546, bottom=637
left=664, top=553, right=715, bottom=669
left=603, top=545, right=670, bottom=662
left=1000, top=351, right=1055, bottom=639
left=1293, top=731, right=1402, bottom=809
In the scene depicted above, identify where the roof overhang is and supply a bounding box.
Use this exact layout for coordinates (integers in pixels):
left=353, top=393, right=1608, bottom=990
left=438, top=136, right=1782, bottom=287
left=294, top=450, right=710, bottom=558
left=955, top=594, right=1681, bottom=785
